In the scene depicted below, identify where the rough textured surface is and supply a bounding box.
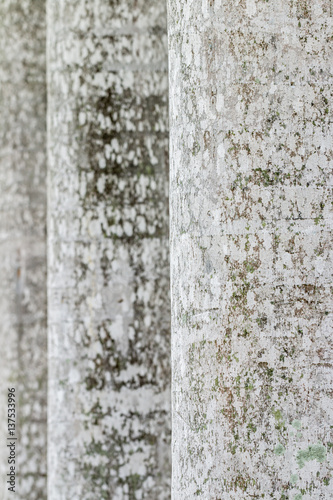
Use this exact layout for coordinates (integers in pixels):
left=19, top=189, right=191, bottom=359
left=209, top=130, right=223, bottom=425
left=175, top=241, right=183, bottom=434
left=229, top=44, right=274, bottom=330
left=0, top=1, right=47, bottom=499
left=47, top=1, right=170, bottom=499
left=168, top=1, right=332, bottom=498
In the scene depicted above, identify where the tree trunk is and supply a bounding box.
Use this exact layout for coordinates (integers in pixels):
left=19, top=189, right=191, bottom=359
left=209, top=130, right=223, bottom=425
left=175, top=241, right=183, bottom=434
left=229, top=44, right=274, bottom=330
left=168, top=0, right=332, bottom=498
left=0, top=1, right=47, bottom=499
left=47, top=1, right=170, bottom=498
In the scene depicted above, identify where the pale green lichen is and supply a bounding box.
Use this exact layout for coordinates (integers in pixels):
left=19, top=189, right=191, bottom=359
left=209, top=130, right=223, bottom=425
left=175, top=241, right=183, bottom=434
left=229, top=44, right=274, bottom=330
left=296, top=443, right=327, bottom=468
left=290, top=474, right=299, bottom=485
left=292, top=420, right=302, bottom=430
left=274, top=443, right=286, bottom=456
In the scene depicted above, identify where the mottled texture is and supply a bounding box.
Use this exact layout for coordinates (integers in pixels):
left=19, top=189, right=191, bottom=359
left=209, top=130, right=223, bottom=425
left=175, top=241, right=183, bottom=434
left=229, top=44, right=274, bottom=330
left=47, top=1, right=170, bottom=499
left=168, top=0, right=332, bottom=498
left=0, top=1, right=47, bottom=499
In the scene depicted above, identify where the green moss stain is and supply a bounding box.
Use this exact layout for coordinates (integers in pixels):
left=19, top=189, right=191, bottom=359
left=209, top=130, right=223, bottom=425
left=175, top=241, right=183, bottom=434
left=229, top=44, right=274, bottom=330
left=273, top=409, right=283, bottom=421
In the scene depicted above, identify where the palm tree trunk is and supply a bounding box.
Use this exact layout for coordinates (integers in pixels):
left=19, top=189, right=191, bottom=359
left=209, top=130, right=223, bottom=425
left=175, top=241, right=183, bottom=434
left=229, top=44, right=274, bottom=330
left=47, top=0, right=170, bottom=498
left=0, top=1, right=47, bottom=498
left=168, top=1, right=332, bottom=497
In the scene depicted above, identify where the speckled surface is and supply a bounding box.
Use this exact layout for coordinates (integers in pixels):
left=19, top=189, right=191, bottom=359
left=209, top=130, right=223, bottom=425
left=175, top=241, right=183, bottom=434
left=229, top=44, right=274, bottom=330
left=168, top=0, right=333, bottom=498
left=47, top=1, right=170, bottom=499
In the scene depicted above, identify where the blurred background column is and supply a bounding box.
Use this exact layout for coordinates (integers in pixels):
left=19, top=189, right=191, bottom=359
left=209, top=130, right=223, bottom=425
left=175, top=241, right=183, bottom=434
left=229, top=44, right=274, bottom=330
left=0, top=1, right=47, bottom=499
left=47, top=1, right=170, bottom=498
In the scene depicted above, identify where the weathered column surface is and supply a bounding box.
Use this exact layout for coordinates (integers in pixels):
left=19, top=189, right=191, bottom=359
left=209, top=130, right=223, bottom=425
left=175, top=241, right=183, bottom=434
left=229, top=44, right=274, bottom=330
left=168, top=1, right=332, bottom=498
left=47, top=1, right=170, bottom=499
left=0, top=1, right=47, bottom=499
